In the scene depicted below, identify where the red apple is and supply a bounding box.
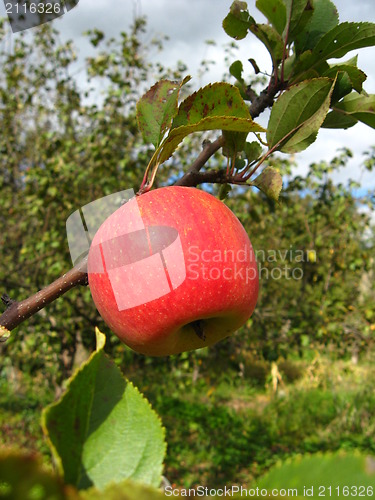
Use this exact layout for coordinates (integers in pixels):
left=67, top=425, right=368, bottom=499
left=87, top=186, right=258, bottom=356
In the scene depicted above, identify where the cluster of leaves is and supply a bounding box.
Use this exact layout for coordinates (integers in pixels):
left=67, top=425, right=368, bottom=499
left=136, top=78, right=264, bottom=190
left=224, top=0, right=375, bottom=135
left=220, top=0, right=375, bottom=198
left=134, top=0, right=375, bottom=200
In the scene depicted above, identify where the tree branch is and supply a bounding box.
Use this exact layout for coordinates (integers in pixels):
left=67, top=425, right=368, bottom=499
left=0, top=259, right=88, bottom=332
left=175, top=136, right=226, bottom=186
left=0, top=80, right=284, bottom=334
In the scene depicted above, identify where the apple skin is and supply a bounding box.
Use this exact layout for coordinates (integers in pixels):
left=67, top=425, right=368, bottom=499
left=87, top=186, right=258, bottom=356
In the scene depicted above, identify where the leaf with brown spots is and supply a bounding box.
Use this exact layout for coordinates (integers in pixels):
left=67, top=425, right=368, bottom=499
left=154, top=115, right=265, bottom=168
left=256, top=0, right=286, bottom=35
left=172, top=82, right=252, bottom=128
left=251, top=166, right=283, bottom=202
left=136, top=76, right=191, bottom=148
left=144, top=82, right=265, bottom=172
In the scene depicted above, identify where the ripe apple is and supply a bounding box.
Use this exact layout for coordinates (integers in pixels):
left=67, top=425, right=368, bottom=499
left=87, top=186, right=258, bottom=356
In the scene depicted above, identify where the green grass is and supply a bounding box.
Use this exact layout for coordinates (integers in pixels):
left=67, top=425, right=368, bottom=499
left=134, top=356, right=375, bottom=488
left=1, top=355, right=375, bottom=489
left=0, top=376, right=53, bottom=460
left=148, top=387, right=375, bottom=488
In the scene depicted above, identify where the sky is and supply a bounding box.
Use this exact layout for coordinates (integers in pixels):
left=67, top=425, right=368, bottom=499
left=1, top=0, right=374, bottom=186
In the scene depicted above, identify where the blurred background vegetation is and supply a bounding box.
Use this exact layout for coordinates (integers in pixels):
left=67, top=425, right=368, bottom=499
left=0, top=17, right=374, bottom=488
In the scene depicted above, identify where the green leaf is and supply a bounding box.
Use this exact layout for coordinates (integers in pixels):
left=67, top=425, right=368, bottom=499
left=329, top=93, right=375, bottom=128
left=256, top=452, right=375, bottom=497
left=344, top=54, right=359, bottom=67
left=223, top=2, right=284, bottom=63
left=173, top=83, right=252, bottom=126
left=136, top=76, right=191, bottom=148
left=249, top=24, right=284, bottom=64
left=156, top=115, right=265, bottom=167
left=329, top=71, right=353, bottom=103
left=0, top=451, right=70, bottom=500
left=80, top=479, right=166, bottom=500
left=251, top=166, right=283, bottom=201
left=267, top=77, right=335, bottom=153
left=219, top=184, right=233, bottom=200
left=244, top=141, right=263, bottom=162
left=284, top=0, right=314, bottom=40
left=323, top=63, right=366, bottom=94
left=223, top=1, right=253, bottom=40
left=290, top=51, right=330, bottom=83
left=42, top=328, right=166, bottom=491
left=256, top=0, right=286, bottom=35
left=294, top=0, right=339, bottom=53
left=222, top=130, right=248, bottom=158
left=229, top=60, right=244, bottom=82
left=322, top=110, right=357, bottom=129
left=295, top=22, right=375, bottom=75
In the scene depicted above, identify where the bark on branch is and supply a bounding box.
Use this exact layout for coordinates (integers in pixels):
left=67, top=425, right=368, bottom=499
left=1, top=260, right=88, bottom=333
